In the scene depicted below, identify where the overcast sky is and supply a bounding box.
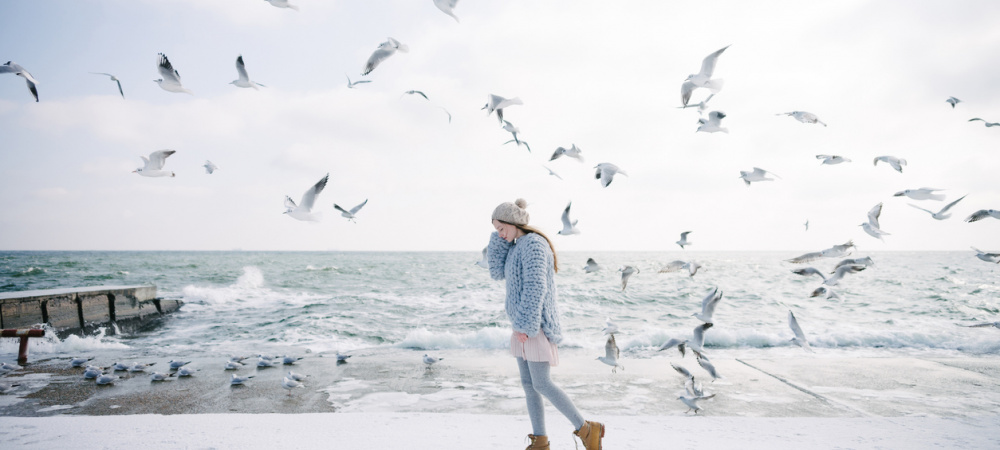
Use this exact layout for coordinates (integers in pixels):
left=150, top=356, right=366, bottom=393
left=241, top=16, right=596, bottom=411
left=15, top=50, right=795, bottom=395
left=1, top=0, right=998, bottom=252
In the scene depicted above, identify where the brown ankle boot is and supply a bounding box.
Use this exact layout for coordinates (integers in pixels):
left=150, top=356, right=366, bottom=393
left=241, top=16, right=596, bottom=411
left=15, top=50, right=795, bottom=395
left=526, top=434, right=550, bottom=450
left=573, top=420, right=604, bottom=450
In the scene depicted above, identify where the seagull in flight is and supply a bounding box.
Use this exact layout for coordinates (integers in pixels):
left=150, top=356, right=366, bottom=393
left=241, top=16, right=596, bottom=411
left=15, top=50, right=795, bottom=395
left=817, top=155, right=851, bottom=165
left=265, top=0, right=299, bottom=11
left=969, top=118, right=1000, bottom=127
left=791, top=267, right=826, bottom=282
left=965, top=209, right=1000, bottom=223
left=91, top=72, right=124, bottom=98
left=583, top=257, right=601, bottom=273
left=823, top=264, right=866, bottom=286
left=594, top=163, right=627, bottom=187
left=788, top=311, right=814, bottom=352
left=676, top=231, right=692, bottom=249
left=230, top=55, right=265, bottom=89
left=860, top=202, right=888, bottom=241
left=679, top=393, right=716, bottom=414
left=696, top=111, right=728, bottom=133
left=503, top=138, right=531, bottom=153
left=619, top=265, right=639, bottom=291
left=660, top=340, right=688, bottom=358
left=779, top=111, right=827, bottom=126
left=346, top=74, right=371, bottom=88
left=810, top=286, right=840, bottom=300
left=894, top=188, right=945, bottom=201
left=677, top=93, right=714, bottom=114
left=362, top=37, right=409, bottom=76
left=658, top=260, right=701, bottom=277
left=681, top=45, right=729, bottom=106
left=946, top=97, right=961, bottom=108
left=739, top=167, right=779, bottom=186
left=596, top=334, right=623, bottom=373
left=873, top=155, right=906, bottom=173
left=909, top=195, right=966, bottom=220
left=402, top=90, right=428, bottom=100
left=1, top=61, right=39, bottom=102
left=542, top=165, right=562, bottom=180
left=333, top=199, right=368, bottom=222
left=550, top=144, right=584, bottom=162
left=155, top=53, right=192, bottom=94
left=483, top=94, right=522, bottom=124
left=133, top=150, right=176, bottom=177
left=786, top=240, right=855, bottom=263
left=693, top=287, right=723, bottom=324
left=433, top=0, right=460, bottom=22
left=971, top=247, right=1000, bottom=263
left=557, top=202, right=580, bottom=235
left=203, top=160, right=218, bottom=174
left=284, top=173, right=329, bottom=222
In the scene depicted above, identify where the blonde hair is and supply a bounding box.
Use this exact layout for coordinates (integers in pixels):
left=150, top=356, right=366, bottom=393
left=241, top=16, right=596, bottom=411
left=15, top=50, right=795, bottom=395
left=514, top=224, right=559, bottom=273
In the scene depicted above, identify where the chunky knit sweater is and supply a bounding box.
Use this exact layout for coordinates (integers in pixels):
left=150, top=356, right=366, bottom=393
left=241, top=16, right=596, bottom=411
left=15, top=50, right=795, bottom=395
left=487, top=231, right=563, bottom=344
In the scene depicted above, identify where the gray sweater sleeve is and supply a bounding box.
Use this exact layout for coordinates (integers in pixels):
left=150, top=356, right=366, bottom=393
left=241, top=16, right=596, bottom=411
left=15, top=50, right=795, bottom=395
left=487, top=232, right=511, bottom=280
left=515, top=236, right=549, bottom=336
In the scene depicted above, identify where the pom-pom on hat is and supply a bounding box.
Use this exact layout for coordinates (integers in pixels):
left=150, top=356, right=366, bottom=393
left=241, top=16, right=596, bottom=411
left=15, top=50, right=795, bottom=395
left=492, top=198, right=530, bottom=225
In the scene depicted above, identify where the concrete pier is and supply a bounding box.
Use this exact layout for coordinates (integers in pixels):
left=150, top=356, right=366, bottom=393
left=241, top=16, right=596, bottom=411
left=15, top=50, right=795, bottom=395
left=0, top=285, right=182, bottom=335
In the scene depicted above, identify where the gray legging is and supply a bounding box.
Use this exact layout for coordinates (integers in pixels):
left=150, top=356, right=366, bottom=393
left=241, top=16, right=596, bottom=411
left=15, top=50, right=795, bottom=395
left=516, top=357, right=586, bottom=436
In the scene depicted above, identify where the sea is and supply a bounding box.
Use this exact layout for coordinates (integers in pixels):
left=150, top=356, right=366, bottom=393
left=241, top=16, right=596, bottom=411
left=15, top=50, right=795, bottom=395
left=1, top=250, right=998, bottom=415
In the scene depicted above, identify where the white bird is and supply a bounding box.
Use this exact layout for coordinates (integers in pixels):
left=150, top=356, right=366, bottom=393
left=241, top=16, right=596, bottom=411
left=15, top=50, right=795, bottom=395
left=284, top=173, right=329, bottom=222
left=423, top=354, right=443, bottom=367
left=224, top=360, right=244, bottom=370
left=83, top=366, right=105, bottom=379
left=257, top=357, right=281, bottom=368
left=676, top=231, right=693, bottom=249
left=696, top=354, right=719, bottom=381
left=433, top=0, right=460, bottom=22
left=779, top=111, right=827, bottom=126
left=971, top=247, right=1000, bottom=263
left=95, top=373, right=119, bottom=385
left=503, top=138, right=532, bottom=153
left=677, top=93, right=715, bottom=114
left=583, top=258, right=601, bottom=273
left=204, top=160, right=218, bottom=174
left=70, top=357, right=95, bottom=368
left=402, top=90, right=429, bottom=100
left=0, top=362, right=21, bottom=373
left=679, top=394, right=715, bottom=414
left=346, top=74, right=371, bottom=88
left=230, top=374, right=255, bottom=385
left=177, top=366, right=197, bottom=377
left=333, top=199, right=368, bottom=222
left=788, top=311, right=814, bottom=352
left=596, top=334, right=623, bottom=373
left=739, top=167, right=780, bottom=186
left=659, top=260, right=701, bottom=277
left=693, top=287, right=724, bottom=323
left=909, top=195, right=967, bottom=220
left=689, top=323, right=713, bottom=356
left=824, top=264, right=866, bottom=286
left=111, top=362, right=130, bottom=371
left=281, top=356, right=303, bottom=365
left=90, top=72, right=124, bottom=98
left=168, top=360, right=191, bottom=370
left=129, top=362, right=156, bottom=372
left=476, top=247, right=489, bottom=269
left=557, top=202, right=580, bottom=235
left=965, top=209, right=1000, bottom=223
left=482, top=94, right=522, bottom=124
left=335, top=352, right=352, bottom=362
left=873, top=155, right=906, bottom=173
left=696, top=111, right=728, bottom=133
left=282, top=376, right=305, bottom=394
left=549, top=144, right=584, bottom=162
left=861, top=203, right=889, bottom=241
left=969, top=118, right=1000, bottom=127
left=680, top=45, right=729, bottom=106
left=671, top=362, right=692, bottom=378
left=133, top=150, right=176, bottom=177
left=894, top=188, right=945, bottom=201
left=685, top=377, right=706, bottom=398
left=154, top=53, right=192, bottom=94
left=438, top=106, right=452, bottom=123
left=502, top=120, right=521, bottom=144
left=804, top=220, right=809, bottom=231
left=619, top=265, right=639, bottom=291
left=834, top=256, right=875, bottom=269
left=230, top=55, right=265, bottom=89
left=602, top=319, right=619, bottom=336
left=660, top=339, right=688, bottom=358
left=946, top=97, right=961, bottom=108
left=816, top=155, right=851, bottom=165
left=791, top=267, right=826, bottom=282
left=362, top=37, right=409, bottom=76
left=594, top=163, right=627, bottom=187
left=287, top=370, right=308, bottom=381
left=542, top=165, right=563, bottom=180
left=788, top=241, right=855, bottom=264
left=810, top=286, right=840, bottom=300
left=1, top=61, right=39, bottom=102
left=264, top=0, right=299, bottom=11
left=149, top=372, right=176, bottom=381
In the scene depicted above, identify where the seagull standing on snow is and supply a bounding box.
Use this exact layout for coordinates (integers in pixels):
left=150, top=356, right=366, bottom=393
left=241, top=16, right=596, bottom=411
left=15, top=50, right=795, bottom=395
left=264, top=0, right=299, bottom=11
left=965, top=209, right=1000, bottom=222
left=423, top=354, right=443, bottom=367
left=779, top=111, right=827, bottom=126
left=550, top=144, right=584, bottom=162
left=282, top=376, right=305, bottom=394
left=676, top=231, right=692, bottom=249
left=681, top=45, right=729, bottom=106
left=230, top=55, right=265, bottom=89
left=817, top=155, right=851, bottom=165
left=482, top=94, right=522, bottom=124
left=284, top=173, right=329, bottom=222
left=432, top=0, right=460, bottom=22
left=1, top=61, right=39, bottom=102
left=90, top=72, right=124, bottom=98
left=894, top=188, right=945, bottom=201
left=739, top=167, right=779, bottom=186
left=230, top=374, right=255, bottom=385
left=873, top=155, right=906, bottom=173
left=594, top=163, right=627, bottom=187
left=557, top=202, right=580, bottom=235
left=909, top=195, right=966, bottom=220
left=333, top=199, right=368, bottom=222
left=788, top=311, right=814, bottom=352
left=679, top=393, right=715, bottom=414
left=362, top=37, right=409, bottom=76
left=597, top=334, right=623, bottom=373
left=133, top=150, right=176, bottom=177
left=155, top=53, right=192, bottom=94
left=696, top=111, right=728, bottom=133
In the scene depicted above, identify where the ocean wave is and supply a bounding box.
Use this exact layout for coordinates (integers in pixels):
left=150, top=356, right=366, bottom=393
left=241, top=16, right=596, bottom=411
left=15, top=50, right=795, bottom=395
left=0, top=326, right=129, bottom=355
left=306, top=265, right=338, bottom=272
left=396, top=327, right=511, bottom=350
left=12, top=267, right=45, bottom=277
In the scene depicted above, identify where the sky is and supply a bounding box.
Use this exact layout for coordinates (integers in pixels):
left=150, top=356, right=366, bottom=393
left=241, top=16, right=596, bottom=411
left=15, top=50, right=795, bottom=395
left=0, top=0, right=998, bottom=252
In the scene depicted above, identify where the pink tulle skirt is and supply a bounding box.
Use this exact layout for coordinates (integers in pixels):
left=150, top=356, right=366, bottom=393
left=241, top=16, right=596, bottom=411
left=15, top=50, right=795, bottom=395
left=511, top=329, right=560, bottom=366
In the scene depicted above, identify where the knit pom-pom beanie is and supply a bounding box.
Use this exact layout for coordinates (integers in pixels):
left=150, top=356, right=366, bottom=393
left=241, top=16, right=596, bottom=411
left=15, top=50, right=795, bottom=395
left=492, top=198, right=530, bottom=225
